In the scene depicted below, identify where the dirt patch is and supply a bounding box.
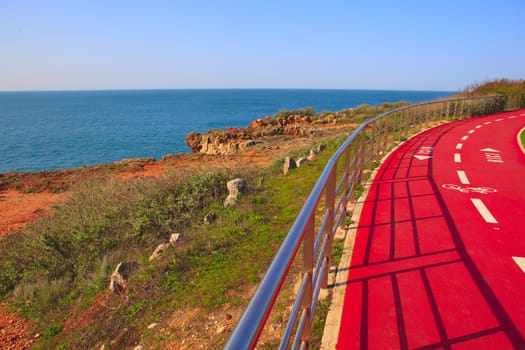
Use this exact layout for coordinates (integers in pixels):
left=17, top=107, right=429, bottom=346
left=0, top=190, right=69, bottom=235
left=0, top=304, right=35, bottom=350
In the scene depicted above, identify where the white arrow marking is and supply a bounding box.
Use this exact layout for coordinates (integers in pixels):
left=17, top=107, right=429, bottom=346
left=481, top=148, right=500, bottom=152
left=513, top=257, right=525, bottom=273
left=414, top=155, right=431, bottom=160
left=471, top=198, right=498, bottom=224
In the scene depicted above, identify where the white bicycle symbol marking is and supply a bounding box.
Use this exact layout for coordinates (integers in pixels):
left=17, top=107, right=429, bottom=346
left=442, top=184, right=497, bottom=194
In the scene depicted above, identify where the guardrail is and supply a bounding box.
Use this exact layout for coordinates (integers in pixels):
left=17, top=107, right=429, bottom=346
left=225, top=93, right=524, bottom=350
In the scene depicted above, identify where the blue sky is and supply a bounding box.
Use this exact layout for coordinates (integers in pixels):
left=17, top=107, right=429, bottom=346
left=1, top=0, right=524, bottom=91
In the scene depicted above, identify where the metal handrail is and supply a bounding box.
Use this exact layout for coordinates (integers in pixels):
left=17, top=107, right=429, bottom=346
left=225, top=93, right=524, bottom=349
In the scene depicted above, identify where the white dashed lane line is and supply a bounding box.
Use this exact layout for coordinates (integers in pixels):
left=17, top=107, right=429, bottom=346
left=513, top=257, right=525, bottom=273
left=457, top=170, right=470, bottom=185
left=476, top=125, right=483, bottom=129
left=496, top=118, right=504, bottom=121
left=461, top=135, right=469, bottom=141
left=454, top=153, right=461, bottom=163
left=471, top=198, right=498, bottom=224
left=468, top=129, right=475, bottom=134
left=456, top=143, right=463, bottom=150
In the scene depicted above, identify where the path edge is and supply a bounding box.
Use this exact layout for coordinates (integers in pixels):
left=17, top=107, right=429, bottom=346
left=517, top=126, right=525, bottom=155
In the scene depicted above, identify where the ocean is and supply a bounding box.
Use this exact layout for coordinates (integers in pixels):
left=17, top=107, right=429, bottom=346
left=0, top=89, right=452, bottom=173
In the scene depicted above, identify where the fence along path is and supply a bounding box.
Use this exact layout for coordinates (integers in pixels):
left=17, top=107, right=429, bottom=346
left=225, top=94, right=525, bottom=349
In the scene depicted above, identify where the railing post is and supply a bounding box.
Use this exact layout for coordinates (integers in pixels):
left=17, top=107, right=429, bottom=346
left=357, top=129, right=366, bottom=183
left=383, top=116, right=389, bottom=157
left=424, top=105, right=430, bottom=128
left=341, top=146, right=351, bottom=224
left=403, top=109, right=409, bottom=139
left=371, top=121, right=377, bottom=161
left=322, top=167, right=336, bottom=288
left=350, top=139, right=359, bottom=204
left=301, top=219, right=314, bottom=344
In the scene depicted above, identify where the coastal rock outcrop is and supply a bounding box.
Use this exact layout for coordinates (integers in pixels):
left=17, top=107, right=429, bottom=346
left=185, top=112, right=331, bottom=156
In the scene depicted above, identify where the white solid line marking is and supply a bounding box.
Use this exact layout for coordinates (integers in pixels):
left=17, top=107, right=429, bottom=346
left=496, top=118, right=504, bottom=121
left=454, top=153, right=461, bottom=163
left=457, top=170, right=470, bottom=184
left=513, top=257, right=525, bottom=273
left=471, top=198, right=498, bottom=224
left=476, top=125, right=483, bottom=129
left=484, top=121, right=492, bottom=125
left=456, top=143, right=463, bottom=150
left=468, top=129, right=475, bottom=134
left=461, top=135, right=469, bottom=141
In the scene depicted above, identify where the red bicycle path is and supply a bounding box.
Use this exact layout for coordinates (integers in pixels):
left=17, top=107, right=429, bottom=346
left=336, top=109, right=525, bottom=349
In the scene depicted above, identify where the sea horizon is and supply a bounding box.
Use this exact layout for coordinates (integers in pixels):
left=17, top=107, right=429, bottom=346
left=0, top=87, right=457, bottom=93
left=0, top=88, right=453, bottom=174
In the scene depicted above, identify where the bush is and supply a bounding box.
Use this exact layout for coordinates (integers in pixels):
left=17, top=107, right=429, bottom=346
left=0, top=170, right=230, bottom=318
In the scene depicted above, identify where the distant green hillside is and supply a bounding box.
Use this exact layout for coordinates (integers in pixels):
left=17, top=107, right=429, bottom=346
left=457, top=79, right=525, bottom=96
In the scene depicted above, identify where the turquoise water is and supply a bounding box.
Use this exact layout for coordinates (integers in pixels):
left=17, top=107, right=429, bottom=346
left=0, top=89, right=452, bottom=173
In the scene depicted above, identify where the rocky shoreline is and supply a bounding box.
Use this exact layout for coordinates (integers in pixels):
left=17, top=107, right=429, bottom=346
left=185, top=111, right=338, bottom=155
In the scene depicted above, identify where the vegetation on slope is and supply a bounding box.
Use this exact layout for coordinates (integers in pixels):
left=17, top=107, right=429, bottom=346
left=0, top=135, right=347, bottom=349
left=457, top=78, right=525, bottom=97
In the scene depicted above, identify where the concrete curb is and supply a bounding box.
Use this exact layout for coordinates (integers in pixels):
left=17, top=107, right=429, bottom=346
left=517, top=126, right=525, bottom=155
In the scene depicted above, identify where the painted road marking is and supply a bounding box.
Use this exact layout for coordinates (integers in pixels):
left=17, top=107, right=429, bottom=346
left=454, top=153, right=461, bottom=163
left=442, top=184, right=496, bottom=194
left=461, top=135, right=469, bottom=141
left=414, top=155, right=431, bottom=160
left=496, top=118, right=504, bottom=121
left=509, top=116, right=517, bottom=119
left=521, top=113, right=525, bottom=116
left=414, top=146, right=433, bottom=160
left=476, top=125, right=483, bottom=129
left=484, top=121, right=492, bottom=125
left=471, top=198, right=498, bottom=224
left=457, top=170, right=470, bottom=185
left=456, top=143, right=463, bottom=150
left=481, top=148, right=503, bottom=163
left=468, top=129, right=475, bottom=134
left=513, top=257, right=525, bottom=273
